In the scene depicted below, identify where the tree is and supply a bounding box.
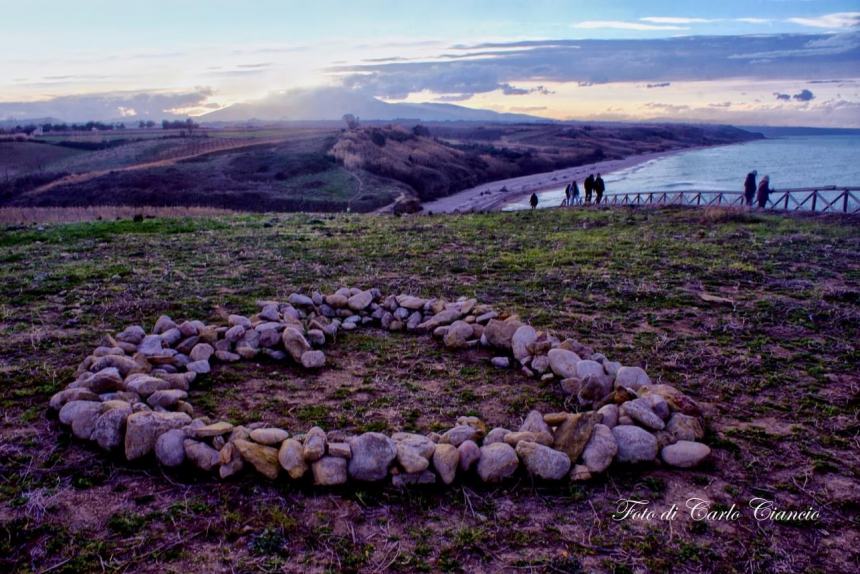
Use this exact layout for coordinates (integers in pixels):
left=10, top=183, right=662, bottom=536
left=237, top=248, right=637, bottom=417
left=342, top=113, right=360, bottom=130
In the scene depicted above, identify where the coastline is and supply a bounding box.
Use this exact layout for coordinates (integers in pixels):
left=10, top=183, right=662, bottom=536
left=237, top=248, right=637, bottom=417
left=420, top=147, right=692, bottom=213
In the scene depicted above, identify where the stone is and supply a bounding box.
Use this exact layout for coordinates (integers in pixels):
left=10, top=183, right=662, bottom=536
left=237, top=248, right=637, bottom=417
left=396, top=443, right=430, bottom=473
left=392, top=470, right=436, bottom=487
left=491, top=357, right=510, bottom=368
left=441, top=425, right=481, bottom=447
left=91, top=354, right=143, bottom=376
left=153, top=315, right=177, bottom=335
left=443, top=320, right=473, bottom=349
left=666, top=413, right=705, bottom=442
left=576, top=360, right=604, bottom=379
left=516, top=441, right=571, bottom=480
left=59, top=400, right=103, bottom=440
left=570, top=464, right=592, bottom=482
left=218, top=442, right=244, bottom=478
left=477, top=443, right=519, bottom=483
left=189, top=343, right=214, bottom=362
left=300, top=350, right=326, bottom=369
left=303, top=427, right=327, bottom=462
left=553, top=412, right=599, bottom=461
left=483, top=319, right=520, bottom=350
left=50, top=388, right=99, bottom=411
left=644, top=394, right=671, bottom=420
left=391, top=433, right=436, bottom=459
left=191, top=421, right=234, bottom=438
left=147, top=389, right=188, bottom=409
left=597, top=404, right=620, bottom=428
left=124, top=411, right=191, bottom=460
left=543, top=412, right=570, bottom=426
left=484, top=427, right=511, bottom=445
left=282, top=327, right=311, bottom=362
left=458, top=440, right=481, bottom=472
left=215, top=350, right=241, bottom=362
left=138, top=335, right=164, bottom=355
left=661, top=441, right=711, bottom=468
left=406, top=311, right=422, bottom=331
left=278, top=439, right=308, bottom=479
left=519, top=410, right=551, bottom=435
left=638, top=384, right=703, bottom=417
left=249, top=428, right=289, bottom=445
left=347, top=290, right=373, bottom=311
left=456, top=416, right=487, bottom=434
left=312, top=456, right=348, bottom=485
left=80, top=368, right=124, bottom=393
left=184, top=439, right=220, bottom=471
left=288, top=293, right=314, bottom=307
left=547, top=348, right=581, bottom=378
left=504, top=431, right=553, bottom=447
left=328, top=442, right=351, bottom=458
left=117, top=325, right=146, bottom=344
left=186, top=360, right=211, bottom=374
left=325, top=293, right=349, bottom=308
left=582, top=424, right=618, bottom=473
left=234, top=439, right=280, bottom=479
left=614, top=366, right=651, bottom=390
left=560, top=377, right=582, bottom=396
left=396, top=295, right=426, bottom=310
left=125, top=374, right=172, bottom=397
left=612, top=425, right=659, bottom=464
left=306, top=329, right=326, bottom=347
left=92, top=403, right=132, bottom=450
left=228, top=314, right=252, bottom=328
left=578, top=375, right=613, bottom=405
left=348, top=432, right=396, bottom=481
left=161, top=328, right=182, bottom=347
left=531, top=355, right=550, bottom=374
left=621, top=398, right=666, bottom=431
left=432, top=443, right=459, bottom=485
left=155, top=428, right=186, bottom=466
left=511, top=325, right=537, bottom=361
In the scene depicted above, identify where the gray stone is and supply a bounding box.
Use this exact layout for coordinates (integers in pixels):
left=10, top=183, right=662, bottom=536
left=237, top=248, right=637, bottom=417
left=155, top=428, right=186, bottom=466
left=282, top=327, right=311, bottom=362
left=666, top=413, right=705, bottom=442
left=391, top=433, right=436, bottom=459
left=661, top=441, right=710, bottom=468
left=186, top=360, right=211, bottom=374
left=124, top=411, right=191, bottom=460
left=612, top=425, right=658, bottom=464
left=547, top=348, right=581, bottom=378
left=615, top=366, right=651, bottom=390
left=443, top=320, right=473, bottom=348
left=288, top=293, right=314, bottom=307
left=249, top=428, right=289, bottom=445
left=312, top=456, right=348, bottom=485
left=441, top=425, right=481, bottom=447
left=147, top=389, right=187, bottom=409
left=278, top=438, right=308, bottom=479
left=582, top=424, right=618, bottom=473
left=303, top=427, right=327, bottom=461
left=531, top=355, right=550, bottom=374
left=300, top=350, right=326, bottom=369
left=347, top=290, right=373, bottom=311
left=519, top=410, right=551, bottom=436
left=348, top=432, right=396, bottom=481
left=477, top=443, right=519, bottom=483
left=483, top=319, right=520, bottom=350
left=490, top=356, right=510, bottom=368
left=189, top=343, right=214, bottom=362
left=392, top=470, right=436, bottom=487
left=432, top=443, right=459, bottom=485
left=184, top=439, right=220, bottom=471
left=516, top=441, right=571, bottom=480
left=234, top=439, right=280, bottom=479
left=511, top=325, right=537, bottom=361
left=484, top=427, right=511, bottom=445
left=621, top=398, right=666, bottom=431
left=576, top=360, right=605, bottom=379
left=396, top=443, right=430, bottom=473
left=458, top=440, right=481, bottom=472
left=597, top=404, right=619, bottom=428
left=91, top=403, right=132, bottom=450
left=59, top=400, right=102, bottom=440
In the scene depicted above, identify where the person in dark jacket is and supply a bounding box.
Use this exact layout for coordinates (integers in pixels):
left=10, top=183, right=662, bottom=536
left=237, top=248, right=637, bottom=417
left=571, top=181, right=580, bottom=205
left=584, top=174, right=594, bottom=204
left=529, top=192, right=539, bottom=210
left=756, top=175, right=771, bottom=208
left=594, top=173, right=606, bottom=205
left=744, top=171, right=757, bottom=206
left=563, top=183, right=571, bottom=206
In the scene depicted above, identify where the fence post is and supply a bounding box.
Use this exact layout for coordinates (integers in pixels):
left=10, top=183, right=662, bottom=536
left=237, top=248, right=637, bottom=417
left=844, top=190, right=849, bottom=213
left=811, top=190, right=817, bottom=212
left=784, top=193, right=789, bottom=209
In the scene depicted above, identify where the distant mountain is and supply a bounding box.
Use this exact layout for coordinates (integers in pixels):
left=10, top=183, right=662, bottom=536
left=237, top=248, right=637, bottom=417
left=738, top=125, right=860, bottom=137
left=202, top=87, right=550, bottom=123
left=0, top=117, right=63, bottom=128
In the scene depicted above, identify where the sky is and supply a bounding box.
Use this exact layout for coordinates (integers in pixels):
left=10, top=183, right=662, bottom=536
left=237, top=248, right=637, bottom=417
left=1, top=0, right=859, bottom=126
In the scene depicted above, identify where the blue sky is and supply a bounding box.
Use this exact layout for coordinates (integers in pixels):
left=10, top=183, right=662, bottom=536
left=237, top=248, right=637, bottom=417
left=1, top=1, right=859, bottom=126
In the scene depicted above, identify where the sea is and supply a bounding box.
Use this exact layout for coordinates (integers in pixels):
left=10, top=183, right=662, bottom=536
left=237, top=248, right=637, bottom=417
left=504, top=135, right=860, bottom=211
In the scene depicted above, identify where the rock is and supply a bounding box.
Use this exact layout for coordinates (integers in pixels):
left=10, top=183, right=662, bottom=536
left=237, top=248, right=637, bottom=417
left=234, top=439, right=280, bottom=479
left=391, top=433, right=436, bottom=459
left=184, top=439, right=220, bottom=471
left=325, top=293, right=349, bottom=308
left=147, top=389, right=188, bottom=409
left=553, top=412, right=599, bottom=461
left=191, top=421, right=234, bottom=438
left=259, top=304, right=281, bottom=322
left=621, top=398, right=666, bottom=431
left=458, top=440, right=481, bottom=472
left=406, top=311, right=422, bottom=331
left=570, top=464, right=592, bottom=482
left=443, top=320, right=473, bottom=348
left=282, top=327, right=311, bottom=362
left=250, top=428, right=289, bottom=445
left=80, top=368, right=124, bottom=393
left=612, top=425, right=659, bottom=464
left=125, top=374, right=173, bottom=396
left=519, top=410, right=551, bottom=435
left=155, top=429, right=186, bottom=466
left=189, top=343, right=214, bottom=362
left=666, top=413, right=705, bottom=442
left=582, top=424, right=618, bottom=473
left=328, top=442, right=351, bottom=458
left=50, top=388, right=99, bottom=411
left=475, top=311, right=498, bottom=324
left=396, top=443, right=430, bottom=473
left=153, top=315, right=177, bottom=335
left=215, top=350, right=241, bottom=362
left=456, top=416, right=487, bottom=435
left=483, top=319, right=521, bottom=350
left=432, top=443, right=459, bottom=485
left=278, top=439, right=308, bottom=479
left=661, top=441, right=710, bottom=468
left=543, top=412, right=570, bottom=426
left=347, top=290, right=373, bottom=311
left=504, top=431, right=553, bottom=446
left=90, top=354, right=143, bottom=376
left=441, top=425, right=481, bottom=447
left=511, top=325, right=537, bottom=361
left=300, top=350, right=326, bottom=369
left=484, top=428, right=511, bottom=445
left=348, top=433, right=396, bottom=481
left=614, top=366, right=651, bottom=390
left=644, top=394, right=671, bottom=420
left=576, top=360, right=604, bottom=379
left=597, top=404, right=619, bottom=428
left=638, top=384, right=703, bottom=417
left=117, top=325, right=146, bottom=344
left=578, top=375, right=613, bottom=405
left=547, top=348, right=581, bottom=378
left=312, top=456, right=348, bottom=485
left=288, top=293, right=314, bottom=307
left=306, top=329, right=326, bottom=347
left=303, top=427, right=327, bottom=462
left=392, top=470, right=436, bottom=487
left=124, top=411, right=191, bottom=460
left=491, top=356, right=510, bottom=368
left=59, top=400, right=103, bottom=440
left=531, top=355, right=550, bottom=374
left=138, top=334, right=164, bottom=355
left=477, top=443, right=519, bottom=483
left=516, top=441, right=571, bottom=480
left=218, top=442, right=244, bottom=479
left=560, top=377, right=582, bottom=396
left=186, top=360, right=210, bottom=374
left=396, top=295, right=426, bottom=310
left=92, top=403, right=132, bottom=449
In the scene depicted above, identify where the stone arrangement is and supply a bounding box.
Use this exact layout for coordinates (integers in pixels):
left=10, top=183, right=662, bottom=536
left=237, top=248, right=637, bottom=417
left=50, top=288, right=711, bottom=487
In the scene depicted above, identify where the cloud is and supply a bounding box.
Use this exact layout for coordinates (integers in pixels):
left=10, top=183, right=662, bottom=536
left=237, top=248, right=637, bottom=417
left=788, top=12, right=860, bottom=29
left=0, top=88, right=215, bottom=121
left=774, top=92, right=792, bottom=100
left=571, top=20, right=687, bottom=31
left=640, top=17, right=713, bottom=25
left=737, top=18, right=771, bottom=24
left=793, top=88, right=815, bottom=101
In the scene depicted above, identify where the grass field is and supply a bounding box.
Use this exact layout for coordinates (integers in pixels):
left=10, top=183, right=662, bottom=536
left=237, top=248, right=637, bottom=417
left=0, top=207, right=857, bottom=573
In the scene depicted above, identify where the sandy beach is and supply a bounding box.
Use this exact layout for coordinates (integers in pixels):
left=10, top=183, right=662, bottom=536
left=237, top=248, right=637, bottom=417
left=420, top=148, right=685, bottom=213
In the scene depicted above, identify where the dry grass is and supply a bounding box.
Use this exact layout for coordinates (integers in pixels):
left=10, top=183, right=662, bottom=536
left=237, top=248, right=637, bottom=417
left=0, top=205, right=238, bottom=225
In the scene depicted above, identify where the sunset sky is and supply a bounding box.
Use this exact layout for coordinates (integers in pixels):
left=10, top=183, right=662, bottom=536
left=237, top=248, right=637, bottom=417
left=1, top=0, right=859, bottom=126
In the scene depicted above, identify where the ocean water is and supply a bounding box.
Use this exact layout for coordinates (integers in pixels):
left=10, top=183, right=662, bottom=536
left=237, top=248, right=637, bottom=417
left=505, top=135, right=860, bottom=210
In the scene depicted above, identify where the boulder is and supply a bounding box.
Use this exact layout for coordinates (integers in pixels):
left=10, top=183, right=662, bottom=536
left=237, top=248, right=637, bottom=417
left=184, top=439, right=220, bottom=471
left=477, top=443, right=519, bottom=483
left=396, top=443, right=430, bottom=473
left=614, top=366, right=651, bottom=390
left=147, top=389, right=187, bottom=409
left=458, top=440, right=481, bottom=472
left=441, top=425, right=482, bottom=447
left=303, top=427, right=327, bottom=462
left=511, top=325, right=537, bottom=361
left=249, top=427, right=289, bottom=445
left=612, top=425, right=658, bottom=464
left=59, top=400, right=103, bottom=440
left=189, top=343, right=214, bottom=362
left=597, top=404, right=620, bottom=428
left=553, top=412, right=599, bottom=461
left=516, top=441, right=571, bottom=480
left=661, top=441, right=710, bottom=468
left=483, top=319, right=520, bottom=350
left=49, top=388, right=99, bottom=411
left=234, top=439, right=280, bottom=479
left=347, top=290, right=373, bottom=311
left=348, top=432, right=396, bottom=481
left=547, top=348, right=581, bottom=379
left=575, top=360, right=604, bottom=379
left=582, top=424, right=618, bottom=473
left=300, top=350, right=326, bottom=369
left=124, top=411, right=191, bottom=460
left=443, top=320, right=474, bottom=349
left=432, top=443, right=460, bottom=485
left=621, top=398, right=665, bottom=431
left=519, top=410, right=551, bottom=435
left=278, top=438, right=308, bottom=479
left=666, top=413, right=705, bottom=442
left=282, top=327, right=311, bottom=362
left=92, top=403, right=132, bottom=450
left=312, top=456, right=348, bottom=485
left=391, top=433, right=436, bottom=459
left=155, top=428, right=186, bottom=466
left=484, top=427, right=511, bottom=445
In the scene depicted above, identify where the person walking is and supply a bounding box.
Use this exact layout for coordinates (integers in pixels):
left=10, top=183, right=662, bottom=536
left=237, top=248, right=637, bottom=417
left=529, top=192, right=539, bottom=210
left=756, top=175, right=771, bottom=209
left=571, top=180, right=580, bottom=205
left=594, top=173, right=606, bottom=205
left=744, top=171, right=757, bottom=206
left=584, top=174, right=594, bottom=204
left=563, top=183, right=571, bottom=207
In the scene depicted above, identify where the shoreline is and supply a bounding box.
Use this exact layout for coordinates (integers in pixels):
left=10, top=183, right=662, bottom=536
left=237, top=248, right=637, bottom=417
left=420, top=147, right=695, bottom=213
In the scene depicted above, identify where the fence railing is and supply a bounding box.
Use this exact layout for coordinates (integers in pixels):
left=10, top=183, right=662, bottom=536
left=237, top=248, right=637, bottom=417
left=598, top=186, right=860, bottom=214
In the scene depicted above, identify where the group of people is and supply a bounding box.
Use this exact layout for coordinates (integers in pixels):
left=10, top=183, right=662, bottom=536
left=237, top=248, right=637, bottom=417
left=528, top=172, right=606, bottom=209
left=744, top=170, right=773, bottom=208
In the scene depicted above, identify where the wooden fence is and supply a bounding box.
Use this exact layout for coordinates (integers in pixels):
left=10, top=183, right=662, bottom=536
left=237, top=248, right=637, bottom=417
left=598, top=186, right=860, bottom=214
